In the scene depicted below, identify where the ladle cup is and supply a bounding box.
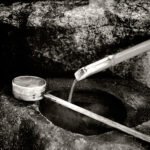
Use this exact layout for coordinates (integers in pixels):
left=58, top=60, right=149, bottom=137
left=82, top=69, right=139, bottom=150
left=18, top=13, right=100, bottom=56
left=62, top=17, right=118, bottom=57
left=12, top=76, right=150, bottom=143
left=12, top=76, right=47, bottom=101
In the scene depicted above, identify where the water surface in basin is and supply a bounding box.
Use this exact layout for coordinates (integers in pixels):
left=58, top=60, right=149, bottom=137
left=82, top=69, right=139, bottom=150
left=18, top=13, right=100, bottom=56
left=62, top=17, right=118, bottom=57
left=39, top=90, right=127, bottom=135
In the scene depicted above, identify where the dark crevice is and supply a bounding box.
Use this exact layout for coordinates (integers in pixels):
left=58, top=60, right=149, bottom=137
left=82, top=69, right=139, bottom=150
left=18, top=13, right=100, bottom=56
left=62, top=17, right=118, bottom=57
left=0, top=23, right=32, bottom=86
left=0, top=0, right=89, bottom=7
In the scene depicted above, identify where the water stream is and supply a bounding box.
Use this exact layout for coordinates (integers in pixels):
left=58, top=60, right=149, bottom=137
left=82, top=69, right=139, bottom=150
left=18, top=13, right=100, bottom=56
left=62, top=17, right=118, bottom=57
left=68, top=79, right=77, bottom=103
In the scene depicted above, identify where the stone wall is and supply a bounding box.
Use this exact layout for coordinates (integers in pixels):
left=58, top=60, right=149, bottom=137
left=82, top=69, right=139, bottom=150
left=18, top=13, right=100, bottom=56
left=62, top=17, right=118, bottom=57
left=0, top=0, right=150, bottom=86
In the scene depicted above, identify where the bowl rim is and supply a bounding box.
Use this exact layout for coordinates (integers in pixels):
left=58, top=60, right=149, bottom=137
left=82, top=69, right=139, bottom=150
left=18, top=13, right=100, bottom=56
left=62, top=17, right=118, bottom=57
left=12, top=75, right=47, bottom=89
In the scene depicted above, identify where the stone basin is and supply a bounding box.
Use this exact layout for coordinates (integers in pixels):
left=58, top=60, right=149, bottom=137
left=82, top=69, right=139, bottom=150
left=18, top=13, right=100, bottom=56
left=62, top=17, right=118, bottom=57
left=41, top=78, right=150, bottom=129
left=1, top=78, right=150, bottom=149
left=39, top=89, right=127, bottom=135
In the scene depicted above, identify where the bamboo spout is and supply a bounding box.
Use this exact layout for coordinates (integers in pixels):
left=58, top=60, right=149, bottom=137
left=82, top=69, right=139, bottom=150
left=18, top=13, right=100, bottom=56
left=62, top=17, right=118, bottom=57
left=75, top=39, right=150, bottom=81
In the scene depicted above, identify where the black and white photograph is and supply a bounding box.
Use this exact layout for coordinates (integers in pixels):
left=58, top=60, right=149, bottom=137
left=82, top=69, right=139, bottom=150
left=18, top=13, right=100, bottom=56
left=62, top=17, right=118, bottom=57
left=0, top=0, right=150, bottom=149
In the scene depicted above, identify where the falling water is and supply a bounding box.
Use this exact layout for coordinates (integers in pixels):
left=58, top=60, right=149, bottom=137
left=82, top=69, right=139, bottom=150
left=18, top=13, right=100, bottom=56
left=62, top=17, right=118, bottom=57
left=68, top=79, right=77, bottom=103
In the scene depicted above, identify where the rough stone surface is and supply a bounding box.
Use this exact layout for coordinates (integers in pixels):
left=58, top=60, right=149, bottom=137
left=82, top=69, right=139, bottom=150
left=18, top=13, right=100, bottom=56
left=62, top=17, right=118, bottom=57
left=0, top=0, right=149, bottom=82
left=0, top=78, right=150, bottom=149
left=106, top=0, right=150, bottom=87
left=0, top=1, right=150, bottom=149
left=112, top=52, right=150, bottom=88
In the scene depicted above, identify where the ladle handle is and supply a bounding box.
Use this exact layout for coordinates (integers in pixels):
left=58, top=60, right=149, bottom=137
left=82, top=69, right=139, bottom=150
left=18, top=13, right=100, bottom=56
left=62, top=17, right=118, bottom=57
left=44, top=93, right=150, bottom=143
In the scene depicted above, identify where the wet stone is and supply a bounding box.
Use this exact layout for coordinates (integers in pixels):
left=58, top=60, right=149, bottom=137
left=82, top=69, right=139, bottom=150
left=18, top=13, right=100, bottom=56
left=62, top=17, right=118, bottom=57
left=0, top=79, right=150, bottom=149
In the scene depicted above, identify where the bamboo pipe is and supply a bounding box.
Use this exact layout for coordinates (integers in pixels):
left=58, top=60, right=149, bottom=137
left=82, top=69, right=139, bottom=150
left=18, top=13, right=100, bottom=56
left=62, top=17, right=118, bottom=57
left=44, top=93, right=150, bottom=143
left=75, top=39, right=150, bottom=81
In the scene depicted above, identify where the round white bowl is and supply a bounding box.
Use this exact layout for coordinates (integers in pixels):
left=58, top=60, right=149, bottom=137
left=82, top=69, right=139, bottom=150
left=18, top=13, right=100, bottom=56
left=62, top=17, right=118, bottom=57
left=12, top=76, right=46, bottom=101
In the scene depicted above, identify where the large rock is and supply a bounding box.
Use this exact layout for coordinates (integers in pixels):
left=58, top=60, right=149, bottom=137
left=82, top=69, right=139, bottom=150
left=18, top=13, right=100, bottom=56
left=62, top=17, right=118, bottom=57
left=0, top=0, right=150, bottom=83
left=26, top=0, right=150, bottom=72
left=108, top=0, right=150, bottom=87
